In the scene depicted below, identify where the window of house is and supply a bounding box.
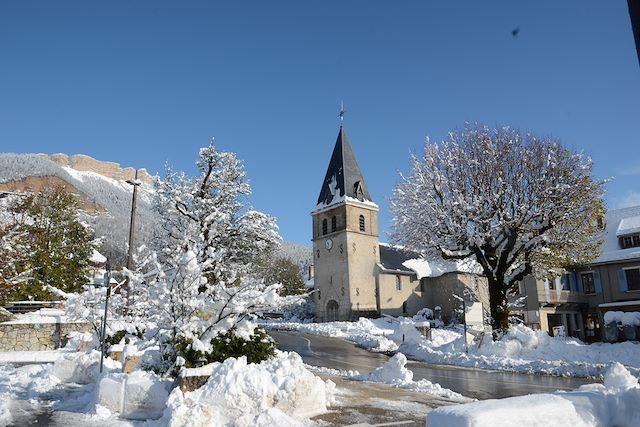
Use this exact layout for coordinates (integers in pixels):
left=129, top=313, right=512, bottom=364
left=359, top=215, right=365, bottom=232
left=581, top=272, right=596, bottom=294
left=624, top=267, right=640, bottom=291
left=322, top=218, right=327, bottom=235
left=331, top=216, right=337, bottom=232
left=395, top=275, right=401, bottom=291
left=622, top=234, right=640, bottom=249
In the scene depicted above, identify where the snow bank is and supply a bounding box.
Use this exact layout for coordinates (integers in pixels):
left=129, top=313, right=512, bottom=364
left=51, top=350, right=120, bottom=384
left=426, top=363, right=640, bottom=427
left=604, top=311, right=640, bottom=326
left=355, top=353, right=471, bottom=402
left=161, top=352, right=332, bottom=426
left=98, top=370, right=172, bottom=420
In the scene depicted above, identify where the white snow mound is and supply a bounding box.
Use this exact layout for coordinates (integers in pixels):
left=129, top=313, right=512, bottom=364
left=426, top=363, right=640, bottom=427
left=161, top=352, right=332, bottom=426
left=358, top=353, right=413, bottom=384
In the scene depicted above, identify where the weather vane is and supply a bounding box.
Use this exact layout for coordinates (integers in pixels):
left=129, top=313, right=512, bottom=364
left=339, top=100, right=345, bottom=125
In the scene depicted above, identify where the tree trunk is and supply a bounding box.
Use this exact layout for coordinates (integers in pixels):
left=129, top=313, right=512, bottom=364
left=487, top=275, right=509, bottom=336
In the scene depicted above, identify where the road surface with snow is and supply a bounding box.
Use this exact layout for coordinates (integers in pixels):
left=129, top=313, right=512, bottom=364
left=270, top=330, right=594, bottom=400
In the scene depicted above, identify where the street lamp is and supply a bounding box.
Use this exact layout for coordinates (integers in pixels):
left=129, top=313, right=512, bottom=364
left=124, top=170, right=142, bottom=311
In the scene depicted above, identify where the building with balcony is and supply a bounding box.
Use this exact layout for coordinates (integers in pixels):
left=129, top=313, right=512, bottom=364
left=514, top=205, right=640, bottom=342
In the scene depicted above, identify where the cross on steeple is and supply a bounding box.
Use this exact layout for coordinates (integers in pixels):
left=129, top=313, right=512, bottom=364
left=339, top=100, right=345, bottom=126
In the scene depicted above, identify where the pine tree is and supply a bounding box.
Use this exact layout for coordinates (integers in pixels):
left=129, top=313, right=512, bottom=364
left=0, top=186, right=96, bottom=302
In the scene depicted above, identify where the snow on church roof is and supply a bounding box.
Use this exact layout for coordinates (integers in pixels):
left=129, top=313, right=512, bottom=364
left=378, top=243, right=482, bottom=278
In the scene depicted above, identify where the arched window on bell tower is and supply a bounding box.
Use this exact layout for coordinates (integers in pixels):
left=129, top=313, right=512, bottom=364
left=322, top=218, right=328, bottom=235
left=331, top=216, right=337, bottom=232
left=359, top=215, right=365, bottom=232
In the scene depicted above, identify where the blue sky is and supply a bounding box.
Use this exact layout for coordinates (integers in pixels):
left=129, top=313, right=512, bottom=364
left=1, top=1, right=639, bottom=246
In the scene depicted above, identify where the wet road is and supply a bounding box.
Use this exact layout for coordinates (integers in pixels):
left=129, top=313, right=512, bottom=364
left=269, top=330, right=595, bottom=400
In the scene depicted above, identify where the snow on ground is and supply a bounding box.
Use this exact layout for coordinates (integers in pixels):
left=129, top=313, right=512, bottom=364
left=0, top=348, right=333, bottom=426
left=426, top=362, right=640, bottom=427
left=163, top=351, right=332, bottom=426
left=267, top=318, right=640, bottom=378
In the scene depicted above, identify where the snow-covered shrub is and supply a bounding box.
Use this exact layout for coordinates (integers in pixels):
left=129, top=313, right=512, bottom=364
left=174, top=328, right=276, bottom=369
left=412, top=307, right=434, bottom=321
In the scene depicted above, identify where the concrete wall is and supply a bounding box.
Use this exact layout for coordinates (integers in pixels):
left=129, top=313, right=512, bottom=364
left=0, top=322, right=90, bottom=351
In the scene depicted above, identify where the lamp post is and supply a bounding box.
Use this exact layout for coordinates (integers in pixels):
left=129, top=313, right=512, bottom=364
left=124, top=170, right=141, bottom=311
left=99, top=258, right=112, bottom=374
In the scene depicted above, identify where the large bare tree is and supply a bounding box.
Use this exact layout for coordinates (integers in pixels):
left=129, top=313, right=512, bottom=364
left=391, top=124, right=605, bottom=333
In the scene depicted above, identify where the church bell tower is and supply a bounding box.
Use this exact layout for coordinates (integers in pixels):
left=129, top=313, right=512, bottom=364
left=311, top=125, right=380, bottom=322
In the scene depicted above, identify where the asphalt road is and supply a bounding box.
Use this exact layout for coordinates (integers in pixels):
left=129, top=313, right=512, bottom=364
left=269, top=330, right=595, bottom=400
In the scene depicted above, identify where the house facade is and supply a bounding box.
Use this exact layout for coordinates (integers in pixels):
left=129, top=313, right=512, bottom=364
left=513, top=205, right=640, bottom=341
left=311, top=126, right=488, bottom=323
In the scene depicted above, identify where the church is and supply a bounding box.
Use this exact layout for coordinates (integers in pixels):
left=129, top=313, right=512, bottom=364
left=310, top=125, right=489, bottom=323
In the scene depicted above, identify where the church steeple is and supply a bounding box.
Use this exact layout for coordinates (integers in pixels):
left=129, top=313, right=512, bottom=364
left=316, top=126, right=372, bottom=207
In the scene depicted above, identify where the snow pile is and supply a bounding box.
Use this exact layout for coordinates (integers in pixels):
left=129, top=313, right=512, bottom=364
left=354, top=353, right=471, bottom=402
left=98, top=370, right=172, bottom=420
left=161, top=352, right=332, bottom=426
left=0, top=363, right=67, bottom=426
left=402, top=257, right=482, bottom=279
left=604, top=311, right=640, bottom=326
left=51, top=350, right=120, bottom=384
left=426, top=362, right=640, bottom=427
left=357, top=353, right=413, bottom=384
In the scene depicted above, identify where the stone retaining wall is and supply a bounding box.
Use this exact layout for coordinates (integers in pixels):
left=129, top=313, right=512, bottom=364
left=0, top=322, right=90, bottom=351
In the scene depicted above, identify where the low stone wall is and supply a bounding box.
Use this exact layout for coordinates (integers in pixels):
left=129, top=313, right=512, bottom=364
left=0, top=322, right=90, bottom=351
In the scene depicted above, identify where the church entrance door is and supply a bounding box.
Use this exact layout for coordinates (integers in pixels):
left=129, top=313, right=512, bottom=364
left=326, top=300, right=339, bottom=322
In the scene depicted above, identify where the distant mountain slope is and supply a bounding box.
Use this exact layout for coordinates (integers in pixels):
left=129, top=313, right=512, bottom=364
left=0, top=153, right=311, bottom=270
left=0, top=153, right=156, bottom=265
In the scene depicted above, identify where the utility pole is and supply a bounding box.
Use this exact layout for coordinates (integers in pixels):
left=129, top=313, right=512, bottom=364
left=124, top=170, right=141, bottom=311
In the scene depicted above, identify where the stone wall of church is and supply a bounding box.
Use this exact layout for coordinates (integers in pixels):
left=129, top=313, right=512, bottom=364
left=378, top=272, right=427, bottom=317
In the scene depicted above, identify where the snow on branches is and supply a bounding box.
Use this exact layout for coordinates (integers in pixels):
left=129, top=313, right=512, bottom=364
left=391, top=124, right=605, bottom=331
left=131, top=143, right=281, bottom=368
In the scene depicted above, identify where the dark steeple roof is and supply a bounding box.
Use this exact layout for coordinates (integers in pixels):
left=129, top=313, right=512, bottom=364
left=316, top=126, right=372, bottom=206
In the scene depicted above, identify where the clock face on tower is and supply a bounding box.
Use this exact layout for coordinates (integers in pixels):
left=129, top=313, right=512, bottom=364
left=325, top=238, right=333, bottom=250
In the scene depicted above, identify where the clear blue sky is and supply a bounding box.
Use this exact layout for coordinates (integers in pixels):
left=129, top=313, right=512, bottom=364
left=1, top=1, right=639, bottom=246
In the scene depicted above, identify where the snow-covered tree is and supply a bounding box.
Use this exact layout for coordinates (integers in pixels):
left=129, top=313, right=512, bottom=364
left=133, top=143, right=281, bottom=369
left=0, top=186, right=97, bottom=302
left=391, top=124, right=605, bottom=333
